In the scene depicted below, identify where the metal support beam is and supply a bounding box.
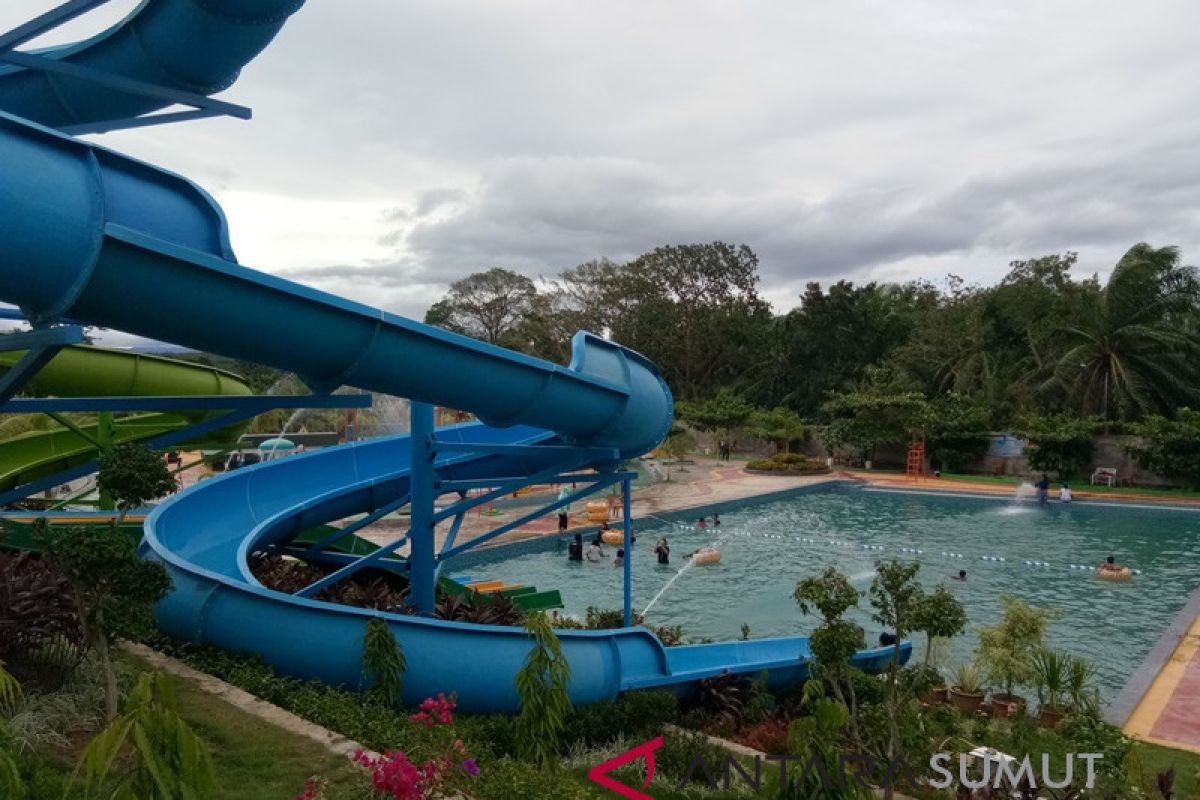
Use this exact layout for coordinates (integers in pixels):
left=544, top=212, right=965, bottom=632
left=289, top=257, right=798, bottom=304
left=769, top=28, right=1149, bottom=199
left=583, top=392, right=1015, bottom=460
left=432, top=466, right=628, bottom=525
left=2, top=394, right=371, bottom=413
left=437, top=471, right=613, bottom=493
left=0, top=0, right=113, bottom=55
left=60, top=107, right=228, bottom=136
left=44, top=412, right=103, bottom=448
left=622, top=475, right=633, bottom=626
left=271, top=544, right=407, bottom=572
left=0, top=51, right=252, bottom=133
left=293, top=529, right=412, bottom=599
left=406, top=402, right=436, bottom=614
left=438, top=476, right=630, bottom=561
left=437, top=510, right=467, bottom=561
left=300, top=494, right=410, bottom=557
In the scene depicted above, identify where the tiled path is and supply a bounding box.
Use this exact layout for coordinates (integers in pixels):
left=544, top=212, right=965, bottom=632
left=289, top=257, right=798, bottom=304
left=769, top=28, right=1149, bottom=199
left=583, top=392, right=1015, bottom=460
left=1123, top=613, right=1200, bottom=754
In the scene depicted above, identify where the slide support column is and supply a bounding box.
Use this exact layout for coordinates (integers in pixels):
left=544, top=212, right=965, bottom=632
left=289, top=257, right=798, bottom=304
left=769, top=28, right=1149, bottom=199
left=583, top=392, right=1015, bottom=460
left=408, top=401, right=436, bottom=615
left=622, top=473, right=633, bottom=627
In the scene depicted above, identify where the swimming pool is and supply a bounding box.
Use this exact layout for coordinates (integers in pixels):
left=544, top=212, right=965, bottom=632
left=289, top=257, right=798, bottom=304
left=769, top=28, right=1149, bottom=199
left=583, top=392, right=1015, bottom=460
left=453, top=482, right=1200, bottom=702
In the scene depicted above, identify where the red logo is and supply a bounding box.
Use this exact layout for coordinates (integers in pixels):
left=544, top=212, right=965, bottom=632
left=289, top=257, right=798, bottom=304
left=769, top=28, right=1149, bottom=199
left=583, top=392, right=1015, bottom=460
left=587, top=736, right=663, bottom=800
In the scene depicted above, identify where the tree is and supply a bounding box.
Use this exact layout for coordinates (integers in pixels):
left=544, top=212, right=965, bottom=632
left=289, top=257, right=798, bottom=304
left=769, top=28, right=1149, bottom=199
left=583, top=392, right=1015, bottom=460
left=676, top=388, right=754, bottom=448
left=869, top=560, right=924, bottom=800
left=794, top=568, right=866, bottom=747
left=746, top=406, right=806, bottom=453
left=1015, top=414, right=1099, bottom=479
left=910, top=586, right=967, bottom=666
left=70, top=671, right=214, bottom=799
left=925, top=393, right=992, bottom=472
left=1128, top=409, right=1200, bottom=488
left=514, top=612, right=572, bottom=770
left=659, top=429, right=693, bottom=480
left=975, top=595, right=1053, bottom=701
left=43, top=523, right=172, bottom=721
left=97, top=443, right=178, bottom=523
left=820, top=390, right=928, bottom=464
left=1047, top=244, right=1200, bottom=424
left=425, top=267, right=538, bottom=344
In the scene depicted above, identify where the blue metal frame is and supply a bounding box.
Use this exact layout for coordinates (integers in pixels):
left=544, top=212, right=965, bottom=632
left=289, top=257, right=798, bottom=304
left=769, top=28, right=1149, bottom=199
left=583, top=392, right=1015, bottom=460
left=0, top=0, right=112, bottom=55
left=0, top=0, right=252, bottom=135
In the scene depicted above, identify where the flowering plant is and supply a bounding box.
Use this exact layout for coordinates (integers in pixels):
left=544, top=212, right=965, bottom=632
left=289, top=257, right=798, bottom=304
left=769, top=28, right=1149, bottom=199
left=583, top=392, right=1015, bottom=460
left=295, top=693, right=479, bottom=800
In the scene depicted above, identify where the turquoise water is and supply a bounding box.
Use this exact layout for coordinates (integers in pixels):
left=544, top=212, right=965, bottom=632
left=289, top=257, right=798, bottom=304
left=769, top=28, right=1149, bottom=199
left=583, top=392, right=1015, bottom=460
left=457, top=485, right=1200, bottom=702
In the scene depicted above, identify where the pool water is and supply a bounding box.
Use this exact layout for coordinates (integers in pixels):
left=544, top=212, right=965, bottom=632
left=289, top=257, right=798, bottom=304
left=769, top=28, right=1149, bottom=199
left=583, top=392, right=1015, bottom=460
left=456, top=484, right=1200, bottom=702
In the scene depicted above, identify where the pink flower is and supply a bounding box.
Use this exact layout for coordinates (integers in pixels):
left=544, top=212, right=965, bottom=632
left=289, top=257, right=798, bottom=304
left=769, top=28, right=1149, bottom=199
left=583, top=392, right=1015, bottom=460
left=460, top=759, right=480, bottom=777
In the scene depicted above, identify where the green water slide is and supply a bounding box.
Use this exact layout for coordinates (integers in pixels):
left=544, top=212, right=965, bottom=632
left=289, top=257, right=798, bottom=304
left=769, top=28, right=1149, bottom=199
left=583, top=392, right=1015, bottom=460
left=0, top=346, right=251, bottom=493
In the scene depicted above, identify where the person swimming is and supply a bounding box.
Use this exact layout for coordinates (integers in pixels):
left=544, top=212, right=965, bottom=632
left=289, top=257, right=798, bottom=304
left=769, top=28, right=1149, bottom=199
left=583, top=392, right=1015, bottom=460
left=1098, top=555, right=1124, bottom=574
left=568, top=532, right=583, bottom=561
left=613, top=549, right=625, bottom=567
left=655, top=538, right=670, bottom=565
left=950, top=569, right=967, bottom=581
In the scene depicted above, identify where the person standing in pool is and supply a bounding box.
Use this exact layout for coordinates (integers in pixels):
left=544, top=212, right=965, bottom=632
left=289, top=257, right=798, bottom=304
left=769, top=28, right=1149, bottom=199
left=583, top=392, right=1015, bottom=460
left=697, top=517, right=707, bottom=529
left=568, top=532, right=583, bottom=561
left=1060, top=483, right=1073, bottom=503
left=655, top=538, right=670, bottom=564
left=712, top=513, right=721, bottom=527
left=951, top=569, right=967, bottom=581
left=586, top=541, right=604, bottom=562
left=613, top=549, right=625, bottom=567
left=1035, top=474, right=1050, bottom=505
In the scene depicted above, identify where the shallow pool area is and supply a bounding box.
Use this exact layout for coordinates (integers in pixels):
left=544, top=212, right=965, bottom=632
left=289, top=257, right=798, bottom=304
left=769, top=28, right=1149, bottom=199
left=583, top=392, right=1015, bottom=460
left=454, top=483, right=1200, bottom=702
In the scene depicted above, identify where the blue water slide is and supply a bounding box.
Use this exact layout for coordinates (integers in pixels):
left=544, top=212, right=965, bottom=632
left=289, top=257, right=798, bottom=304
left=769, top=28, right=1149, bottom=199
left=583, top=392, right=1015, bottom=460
left=0, top=1, right=908, bottom=711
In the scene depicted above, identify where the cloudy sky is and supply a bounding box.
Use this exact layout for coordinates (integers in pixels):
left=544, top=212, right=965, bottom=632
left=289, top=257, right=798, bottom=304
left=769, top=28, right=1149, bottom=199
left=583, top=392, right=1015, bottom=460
left=6, top=0, right=1200, bottom=337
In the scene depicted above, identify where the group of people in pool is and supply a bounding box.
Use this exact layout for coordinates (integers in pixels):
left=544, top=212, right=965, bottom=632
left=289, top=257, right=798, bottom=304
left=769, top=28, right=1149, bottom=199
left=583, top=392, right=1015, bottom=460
left=946, top=554, right=1132, bottom=582
left=1034, top=474, right=1073, bottom=504
left=566, top=514, right=722, bottom=566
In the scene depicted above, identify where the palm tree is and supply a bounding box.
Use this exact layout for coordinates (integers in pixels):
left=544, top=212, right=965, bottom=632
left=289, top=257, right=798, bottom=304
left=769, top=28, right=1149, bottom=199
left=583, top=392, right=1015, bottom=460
left=1048, top=244, right=1200, bottom=423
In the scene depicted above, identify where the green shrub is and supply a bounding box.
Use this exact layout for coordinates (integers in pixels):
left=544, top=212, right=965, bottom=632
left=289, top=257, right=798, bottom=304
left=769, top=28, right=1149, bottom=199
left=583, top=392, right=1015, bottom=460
left=746, top=453, right=829, bottom=473
left=474, top=759, right=591, bottom=800
left=561, top=690, right=679, bottom=749
left=514, top=613, right=572, bottom=769
left=360, top=617, right=405, bottom=708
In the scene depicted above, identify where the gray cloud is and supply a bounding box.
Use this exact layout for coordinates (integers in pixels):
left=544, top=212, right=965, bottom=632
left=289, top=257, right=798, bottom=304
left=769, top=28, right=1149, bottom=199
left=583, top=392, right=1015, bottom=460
left=5, top=0, right=1200, bottom=318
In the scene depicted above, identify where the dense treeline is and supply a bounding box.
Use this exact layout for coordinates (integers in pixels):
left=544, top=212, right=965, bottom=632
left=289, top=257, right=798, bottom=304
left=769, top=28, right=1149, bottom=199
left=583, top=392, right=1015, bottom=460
left=424, top=242, right=1200, bottom=475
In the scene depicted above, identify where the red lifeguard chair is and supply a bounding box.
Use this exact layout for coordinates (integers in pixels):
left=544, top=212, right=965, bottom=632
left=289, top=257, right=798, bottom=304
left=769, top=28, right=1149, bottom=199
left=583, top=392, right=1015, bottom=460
left=905, top=431, right=927, bottom=482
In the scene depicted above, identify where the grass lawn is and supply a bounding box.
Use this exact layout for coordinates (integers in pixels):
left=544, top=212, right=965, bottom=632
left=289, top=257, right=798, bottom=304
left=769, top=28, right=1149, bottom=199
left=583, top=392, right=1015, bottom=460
left=1129, top=740, right=1200, bottom=797
left=87, top=653, right=366, bottom=799
left=171, top=673, right=364, bottom=799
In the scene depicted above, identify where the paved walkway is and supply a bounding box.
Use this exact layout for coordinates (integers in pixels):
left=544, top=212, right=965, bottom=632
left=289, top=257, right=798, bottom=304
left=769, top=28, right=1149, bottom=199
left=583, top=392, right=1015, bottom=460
left=1121, top=611, right=1200, bottom=754
left=356, top=458, right=838, bottom=553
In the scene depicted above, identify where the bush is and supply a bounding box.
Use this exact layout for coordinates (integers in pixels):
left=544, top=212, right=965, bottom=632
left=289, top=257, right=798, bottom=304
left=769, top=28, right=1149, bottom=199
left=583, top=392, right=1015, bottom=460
left=561, top=690, right=679, bottom=749
left=1128, top=409, right=1200, bottom=488
left=474, top=759, right=591, bottom=800
left=746, top=453, right=829, bottom=473
left=0, top=551, right=82, bottom=680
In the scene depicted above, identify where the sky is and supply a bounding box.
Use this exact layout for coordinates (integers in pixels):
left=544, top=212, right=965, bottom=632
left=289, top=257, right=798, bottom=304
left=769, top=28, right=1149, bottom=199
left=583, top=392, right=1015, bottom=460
left=4, top=0, right=1200, bottom=347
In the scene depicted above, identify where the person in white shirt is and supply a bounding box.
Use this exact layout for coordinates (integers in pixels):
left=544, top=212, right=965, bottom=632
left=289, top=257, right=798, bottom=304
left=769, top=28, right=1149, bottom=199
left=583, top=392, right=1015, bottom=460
left=586, top=543, right=604, bottom=562
left=1060, top=484, right=1073, bottom=503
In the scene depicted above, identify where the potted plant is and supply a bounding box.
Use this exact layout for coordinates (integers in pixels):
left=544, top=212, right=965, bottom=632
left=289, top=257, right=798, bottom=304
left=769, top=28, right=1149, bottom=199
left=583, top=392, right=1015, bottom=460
left=908, top=663, right=948, bottom=706
left=949, top=662, right=985, bottom=714
left=1031, top=648, right=1068, bottom=728
left=1066, top=656, right=1099, bottom=717
left=975, top=595, right=1052, bottom=719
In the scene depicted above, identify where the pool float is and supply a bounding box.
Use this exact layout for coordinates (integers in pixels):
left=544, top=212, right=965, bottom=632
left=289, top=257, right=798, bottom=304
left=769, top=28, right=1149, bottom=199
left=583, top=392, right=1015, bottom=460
left=691, top=548, right=721, bottom=565
left=587, top=502, right=610, bottom=523
left=601, top=529, right=624, bottom=546
left=1097, top=566, right=1132, bottom=581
